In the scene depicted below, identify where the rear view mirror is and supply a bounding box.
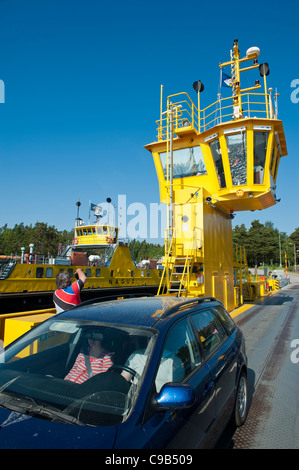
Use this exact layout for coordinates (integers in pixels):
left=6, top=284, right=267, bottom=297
left=156, top=383, right=195, bottom=410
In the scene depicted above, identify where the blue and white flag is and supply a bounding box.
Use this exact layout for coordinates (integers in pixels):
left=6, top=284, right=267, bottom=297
left=220, top=70, right=232, bottom=88
left=90, top=202, right=100, bottom=211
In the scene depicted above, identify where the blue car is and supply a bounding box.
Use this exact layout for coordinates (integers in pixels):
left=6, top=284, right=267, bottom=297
left=0, top=296, right=248, bottom=449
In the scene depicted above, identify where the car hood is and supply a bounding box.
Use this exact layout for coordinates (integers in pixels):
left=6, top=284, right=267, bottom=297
left=0, top=407, right=117, bottom=449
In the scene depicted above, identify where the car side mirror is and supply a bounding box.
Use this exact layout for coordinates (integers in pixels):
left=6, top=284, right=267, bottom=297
left=155, top=383, right=195, bottom=410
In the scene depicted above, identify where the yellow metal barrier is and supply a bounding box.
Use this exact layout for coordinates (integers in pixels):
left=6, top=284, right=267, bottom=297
left=0, top=308, right=56, bottom=348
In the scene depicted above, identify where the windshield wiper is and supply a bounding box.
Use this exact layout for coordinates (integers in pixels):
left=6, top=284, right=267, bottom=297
left=0, top=393, right=84, bottom=426
left=29, top=406, right=84, bottom=425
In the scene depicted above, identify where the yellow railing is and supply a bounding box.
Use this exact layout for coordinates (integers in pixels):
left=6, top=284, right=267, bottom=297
left=157, top=92, right=275, bottom=141
left=157, top=92, right=200, bottom=141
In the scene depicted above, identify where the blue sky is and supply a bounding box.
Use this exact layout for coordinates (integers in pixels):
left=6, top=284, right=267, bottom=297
left=0, top=0, right=298, bottom=243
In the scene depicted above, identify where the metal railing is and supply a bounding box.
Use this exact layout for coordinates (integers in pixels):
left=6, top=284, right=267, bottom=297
left=157, top=91, right=275, bottom=141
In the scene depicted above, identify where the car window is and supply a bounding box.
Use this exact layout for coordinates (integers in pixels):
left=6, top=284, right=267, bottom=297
left=155, top=318, right=201, bottom=392
left=191, top=309, right=227, bottom=356
left=0, top=318, right=157, bottom=427
left=212, top=305, right=236, bottom=334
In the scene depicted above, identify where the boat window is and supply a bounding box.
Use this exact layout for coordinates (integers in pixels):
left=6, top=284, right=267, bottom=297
left=46, top=267, right=53, bottom=278
left=83, top=229, right=87, bottom=236
left=36, top=267, right=43, bottom=278
left=254, top=132, right=269, bottom=184
left=270, top=141, right=278, bottom=177
left=210, top=138, right=226, bottom=188
left=87, top=228, right=93, bottom=235
left=159, top=145, right=207, bottom=179
left=226, top=132, right=247, bottom=186
left=95, top=268, right=101, bottom=277
left=96, top=227, right=103, bottom=235
left=273, top=154, right=280, bottom=182
left=68, top=269, right=73, bottom=278
left=85, top=268, right=91, bottom=277
left=131, top=271, right=134, bottom=277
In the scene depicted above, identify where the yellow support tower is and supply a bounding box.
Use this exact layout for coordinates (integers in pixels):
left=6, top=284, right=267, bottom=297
left=145, top=40, right=287, bottom=312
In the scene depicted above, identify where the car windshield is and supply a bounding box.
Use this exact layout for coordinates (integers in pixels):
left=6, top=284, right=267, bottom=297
left=0, top=317, right=156, bottom=427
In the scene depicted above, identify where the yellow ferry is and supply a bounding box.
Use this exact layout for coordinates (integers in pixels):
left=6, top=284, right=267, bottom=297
left=0, top=201, right=161, bottom=297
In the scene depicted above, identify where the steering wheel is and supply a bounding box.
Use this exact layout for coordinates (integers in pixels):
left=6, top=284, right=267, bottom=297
left=108, top=365, right=137, bottom=377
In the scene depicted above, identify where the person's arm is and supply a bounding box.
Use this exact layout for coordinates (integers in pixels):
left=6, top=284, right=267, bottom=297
left=75, top=268, right=87, bottom=285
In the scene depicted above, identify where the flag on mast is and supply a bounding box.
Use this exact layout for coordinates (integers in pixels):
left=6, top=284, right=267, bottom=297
left=220, top=70, right=232, bottom=88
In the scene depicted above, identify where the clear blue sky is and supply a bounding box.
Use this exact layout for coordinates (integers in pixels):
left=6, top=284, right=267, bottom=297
left=0, top=0, right=298, bottom=244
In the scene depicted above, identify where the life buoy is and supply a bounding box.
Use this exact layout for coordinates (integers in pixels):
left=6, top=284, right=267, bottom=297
left=72, top=238, right=78, bottom=245
left=105, top=236, right=112, bottom=244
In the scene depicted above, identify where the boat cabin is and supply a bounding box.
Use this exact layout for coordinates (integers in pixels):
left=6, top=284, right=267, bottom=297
left=73, top=224, right=118, bottom=248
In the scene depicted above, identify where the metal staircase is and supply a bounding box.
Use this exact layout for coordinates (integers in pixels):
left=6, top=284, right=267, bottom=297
left=0, top=260, right=16, bottom=280
left=168, top=253, right=193, bottom=296
left=158, top=236, right=193, bottom=297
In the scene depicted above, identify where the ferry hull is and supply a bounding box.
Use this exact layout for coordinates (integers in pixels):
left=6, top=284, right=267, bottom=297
left=0, top=246, right=161, bottom=296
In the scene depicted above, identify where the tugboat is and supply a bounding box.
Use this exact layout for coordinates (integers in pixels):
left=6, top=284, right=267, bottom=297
left=0, top=199, right=161, bottom=312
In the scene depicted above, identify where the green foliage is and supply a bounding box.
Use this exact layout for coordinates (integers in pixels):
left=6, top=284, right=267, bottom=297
left=233, top=220, right=298, bottom=267
left=1, top=220, right=297, bottom=268
left=129, top=239, right=164, bottom=262
left=0, top=223, right=164, bottom=261
left=0, top=223, right=73, bottom=256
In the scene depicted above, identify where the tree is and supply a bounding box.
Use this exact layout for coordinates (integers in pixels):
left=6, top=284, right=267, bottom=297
left=233, top=220, right=285, bottom=267
left=0, top=223, right=73, bottom=257
left=129, top=239, right=164, bottom=263
left=288, top=227, right=299, bottom=267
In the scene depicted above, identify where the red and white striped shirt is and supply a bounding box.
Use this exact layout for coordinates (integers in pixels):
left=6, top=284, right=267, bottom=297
left=64, top=348, right=114, bottom=384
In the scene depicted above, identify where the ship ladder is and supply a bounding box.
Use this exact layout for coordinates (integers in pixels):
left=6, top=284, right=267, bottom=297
left=168, top=249, right=193, bottom=297
left=157, top=236, right=174, bottom=296
left=0, top=260, right=16, bottom=279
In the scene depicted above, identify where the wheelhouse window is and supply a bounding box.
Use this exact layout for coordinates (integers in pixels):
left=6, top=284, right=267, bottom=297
left=271, top=136, right=280, bottom=182
left=159, top=145, right=207, bottom=179
left=254, top=132, right=269, bottom=184
left=225, top=131, right=247, bottom=186
left=210, top=139, right=226, bottom=188
left=270, top=140, right=278, bottom=177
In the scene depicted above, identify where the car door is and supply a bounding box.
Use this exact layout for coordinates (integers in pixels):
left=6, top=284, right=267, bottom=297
left=142, top=317, right=216, bottom=449
left=190, top=308, right=238, bottom=423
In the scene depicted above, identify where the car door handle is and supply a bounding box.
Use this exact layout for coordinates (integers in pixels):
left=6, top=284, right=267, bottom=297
left=224, top=346, right=238, bottom=360
left=203, top=381, right=214, bottom=398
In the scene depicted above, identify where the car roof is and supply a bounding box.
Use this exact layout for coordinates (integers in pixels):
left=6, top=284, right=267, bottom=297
left=60, top=296, right=220, bottom=328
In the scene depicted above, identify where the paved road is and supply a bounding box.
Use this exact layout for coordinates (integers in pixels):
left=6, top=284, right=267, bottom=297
left=218, top=273, right=299, bottom=449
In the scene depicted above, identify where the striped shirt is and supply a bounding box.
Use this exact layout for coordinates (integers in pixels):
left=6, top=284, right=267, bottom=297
left=53, top=279, right=84, bottom=313
left=64, top=348, right=114, bottom=384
